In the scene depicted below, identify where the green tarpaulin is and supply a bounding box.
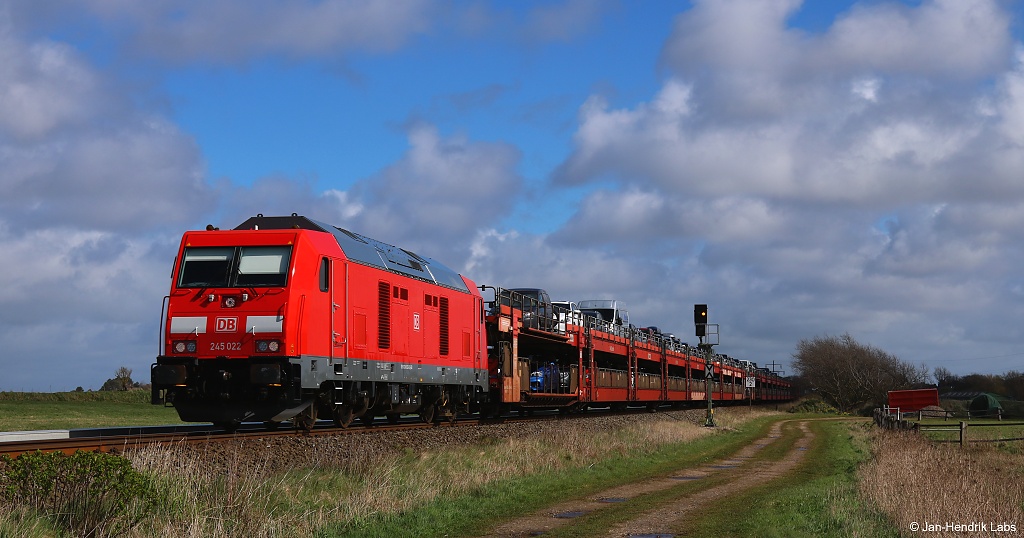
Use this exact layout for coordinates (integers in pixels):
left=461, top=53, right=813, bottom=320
left=969, top=393, right=1003, bottom=414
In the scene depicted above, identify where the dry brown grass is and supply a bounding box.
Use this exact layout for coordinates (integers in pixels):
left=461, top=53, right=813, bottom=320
left=127, top=439, right=299, bottom=537
left=859, top=430, right=1024, bottom=536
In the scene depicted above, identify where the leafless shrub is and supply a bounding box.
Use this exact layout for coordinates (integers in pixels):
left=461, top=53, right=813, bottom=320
left=794, top=333, right=928, bottom=413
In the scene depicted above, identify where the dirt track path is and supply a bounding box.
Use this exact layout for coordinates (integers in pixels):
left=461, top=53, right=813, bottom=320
left=480, top=419, right=814, bottom=538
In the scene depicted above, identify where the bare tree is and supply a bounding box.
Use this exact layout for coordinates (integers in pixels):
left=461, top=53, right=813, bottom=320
left=933, top=366, right=957, bottom=388
left=114, top=367, right=133, bottom=391
left=793, top=333, right=928, bottom=413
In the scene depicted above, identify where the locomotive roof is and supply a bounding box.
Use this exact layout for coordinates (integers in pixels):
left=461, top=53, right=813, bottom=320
left=234, top=214, right=470, bottom=293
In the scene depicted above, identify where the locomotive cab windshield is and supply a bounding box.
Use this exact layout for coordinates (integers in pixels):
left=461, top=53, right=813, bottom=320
left=178, top=245, right=292, bottom=288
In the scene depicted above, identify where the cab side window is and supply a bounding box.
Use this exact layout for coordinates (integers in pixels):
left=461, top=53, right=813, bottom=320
left=319, top=258, right=329, bottom=292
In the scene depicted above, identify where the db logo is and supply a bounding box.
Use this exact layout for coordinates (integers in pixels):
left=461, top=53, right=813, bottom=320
left=215, top=317, right=238, bottom=332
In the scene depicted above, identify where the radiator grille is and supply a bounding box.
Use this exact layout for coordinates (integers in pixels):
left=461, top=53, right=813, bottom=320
left=378, top=281, right=390, bottom=349
left=439, top=296, right=449, bottom=356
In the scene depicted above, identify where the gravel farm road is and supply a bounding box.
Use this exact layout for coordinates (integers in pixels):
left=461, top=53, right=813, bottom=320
left=481, top=419, right=814, bottom=537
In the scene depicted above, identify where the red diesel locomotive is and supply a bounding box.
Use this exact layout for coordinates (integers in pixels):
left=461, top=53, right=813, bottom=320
left=151, top=214, right=791, bottom=429
left=151, top=214, right=486, bottom=429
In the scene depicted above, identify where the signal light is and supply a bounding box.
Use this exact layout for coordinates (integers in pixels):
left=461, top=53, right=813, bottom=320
left=694, top=304, right=707, bottom=337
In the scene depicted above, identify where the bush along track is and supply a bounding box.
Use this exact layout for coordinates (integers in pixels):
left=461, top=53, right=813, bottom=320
left=0, top=450, right=157, bottom=538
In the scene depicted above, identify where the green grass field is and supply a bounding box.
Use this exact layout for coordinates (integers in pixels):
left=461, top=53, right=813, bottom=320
left=0, top=391, right=187, bottom=431
left=911, top=417, right=1024, bottom=446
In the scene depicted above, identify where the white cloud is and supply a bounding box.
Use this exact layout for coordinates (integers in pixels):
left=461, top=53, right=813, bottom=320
left=323, top=124, right=525, bottom=262
left=851, top=77, right=881, bottom=102
left=821, top=0, right=1010, bottom=78
left=0, top=38, right=99, bottom=140
left=559, top=0, right=1022, bottom=208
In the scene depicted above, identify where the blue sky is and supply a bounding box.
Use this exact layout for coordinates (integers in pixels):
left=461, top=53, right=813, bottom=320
left=2, top=0, right=1024, bottom=391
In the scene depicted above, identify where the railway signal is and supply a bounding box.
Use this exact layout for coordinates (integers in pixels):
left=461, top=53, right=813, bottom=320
left=694, top=304, right=707, bottom=337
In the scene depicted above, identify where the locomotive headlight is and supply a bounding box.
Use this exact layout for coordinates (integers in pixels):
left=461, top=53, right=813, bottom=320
left=256, top=339, right=281, bottom=353
left=172, top=340, right=197, bottom=354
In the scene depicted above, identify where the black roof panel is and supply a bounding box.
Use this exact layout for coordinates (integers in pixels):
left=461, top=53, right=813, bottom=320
left=234, top=214, right=469, bottom=293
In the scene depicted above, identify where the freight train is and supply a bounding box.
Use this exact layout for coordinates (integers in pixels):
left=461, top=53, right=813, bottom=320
left=151, top=214, right=791, bottom=429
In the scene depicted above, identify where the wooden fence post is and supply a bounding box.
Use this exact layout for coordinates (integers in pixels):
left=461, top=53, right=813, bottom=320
left=960, top=421, right=967, bottom=446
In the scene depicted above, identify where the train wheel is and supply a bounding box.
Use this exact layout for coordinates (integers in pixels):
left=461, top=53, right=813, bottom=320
left=332, top=404, right=354, bottom=428
left=264, top=421, right=280, bottom=431
left=361, top=413, right=375, bottom=427
left=386, top=413, right=400, bottom=425
left=419, top=404, right=436, bottom=424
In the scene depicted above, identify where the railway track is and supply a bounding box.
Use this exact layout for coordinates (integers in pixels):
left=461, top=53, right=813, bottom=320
left=0, top=402, right=781, bottom=458
left=0, top=417, right=480, bottom=458
left=0, top=409, right=589, bottom=458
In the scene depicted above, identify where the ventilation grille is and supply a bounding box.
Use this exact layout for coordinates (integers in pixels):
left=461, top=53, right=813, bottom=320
left=378, top=281, right=391, bottom=349
left=439, top=297, right=449, bottom=356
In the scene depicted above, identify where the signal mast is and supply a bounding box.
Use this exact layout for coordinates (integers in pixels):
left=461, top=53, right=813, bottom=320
left=694, top=304, right=719, bottom=427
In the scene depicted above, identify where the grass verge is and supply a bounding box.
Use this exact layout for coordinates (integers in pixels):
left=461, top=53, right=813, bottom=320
left=683, top=419, right=898, bottom=537
left=324, top=412, right=788, bottom=538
